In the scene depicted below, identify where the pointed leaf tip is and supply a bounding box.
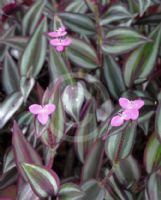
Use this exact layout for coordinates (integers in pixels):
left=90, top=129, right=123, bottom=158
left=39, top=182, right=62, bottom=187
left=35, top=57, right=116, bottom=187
left=21, top=162, right=60, bottom=198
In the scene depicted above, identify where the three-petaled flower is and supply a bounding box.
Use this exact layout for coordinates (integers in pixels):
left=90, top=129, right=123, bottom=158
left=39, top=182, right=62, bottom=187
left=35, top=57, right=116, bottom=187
left=111, top=97, right=144, bottom=127
left=48, top=26, right=72, bottom=52
left=29, top=104, right=56, bottom=125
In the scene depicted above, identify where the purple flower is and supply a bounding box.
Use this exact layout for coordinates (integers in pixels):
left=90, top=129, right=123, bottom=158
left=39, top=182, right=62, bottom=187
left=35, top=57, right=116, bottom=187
left=29, top=104, right=56, bottom=125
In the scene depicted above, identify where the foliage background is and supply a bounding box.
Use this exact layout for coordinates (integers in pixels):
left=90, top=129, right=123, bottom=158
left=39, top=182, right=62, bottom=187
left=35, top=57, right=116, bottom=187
left=0, top=0, right=161, bottom=199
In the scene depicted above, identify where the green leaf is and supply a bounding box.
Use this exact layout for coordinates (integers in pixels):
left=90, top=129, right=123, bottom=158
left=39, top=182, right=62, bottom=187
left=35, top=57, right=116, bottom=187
left=41, top=81, right=66, bottom=145
left=123, top=24, right=161, bottom=87
left=155, top=101, right=161, bottom=141
left=137, top=0, right=151, bottom=16
left=81, top=139, right=104, bottom=182
left=4, top=37, right=28, bottom=50
left=49, top=46, right=73, bottom=84
left=59, top=12, right=95, bottom=35
left=102, top=27, right=150, bottom=55
left=50, top=98, right=65, bottom=143
left=17, top=112, right=33, bottom=127
left=12, top=121, right=42, bottom=180
left=0, top=25, right=15, bottom=60
left=50, top=85, right=66, bottom=143
left=20, top=17, right=47, bottom=77
left=67, top=38, right=99, bottom=69
left=62, top=82, right=85, bottom=121
left=105, top=171, right=133, bottom=200
left=17, top=180, right=39, bottom=200
left=100, top=4, right=134, bottom=26
left=144, top=133, right=161, bottom=173
left=0, top=92, right=23, bottom=129
left=0, top=167, right=18, bottom=190
left=103, top=55, right=126, bottom=99
left=114, top=155, right=140, bottom=187
left=20, top=76, right=35, bottom=102
left=81, top=180, right=105, bottom=200
left=135, top=14, right=161, bottom=25
left=59, top=183, right=84, bottom=200
left=21, top=162, right=60, bottom=198
left=105, top=122, right=137, bottom=161
left=3, top=149, right=15, bottom=173
left=84, top=0, right=96, bottom=12
left=22, top=0, right=46, bottom=35
left=75, top=100, right=98, bottom=163
left=2, top=52, right=20, bottom=95
left=145, top=168, right=161, bottom=200
left=128, top=0, right=151, bottom=17
left=65, top=0, right=87, bottom=13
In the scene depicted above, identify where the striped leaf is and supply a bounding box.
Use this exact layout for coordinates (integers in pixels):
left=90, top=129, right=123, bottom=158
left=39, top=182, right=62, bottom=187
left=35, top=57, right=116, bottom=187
left=59, top=12, right=95, bottom=35
left=81, top=180, right=105, bottom=200
left=20, top=17, right=47, bottom=77
left=22, top=0, right=46, bottom=35
left=21, top=162, right=60, bottom=198
left=100, top=4, right=134, bottom=26
left=103, top=55, right=126, bottom=99
left=49, top=46, right=72, bottom=83
left=0, top=92, right=23, bottom=129
left=145, top=168, right=161, bottom=200
left=81, top=139, right=104, bottom=181
left=155, top=100, right=161, bottom=141
left=105, top=122, right=136, bottom=161
left=144, top=133, right=161, bottom=173
left=67, top=38, right=99, bottom=69
left=12, top=121, right=42, bottom=180
left=102, top=27, right=150, bottom=55
left=2, top=52, right=19, bottom=95
left=59, top=183, right=84, bottom=200
left=123, top=24, right=161, bottom=87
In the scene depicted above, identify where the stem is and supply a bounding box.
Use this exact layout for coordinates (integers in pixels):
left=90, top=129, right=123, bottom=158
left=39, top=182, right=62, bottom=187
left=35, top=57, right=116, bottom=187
left=96, top=140, right=105, bottom=178
left=63, top=50, right=72, bottom=71
left=46, top=128, right=55, bottom=168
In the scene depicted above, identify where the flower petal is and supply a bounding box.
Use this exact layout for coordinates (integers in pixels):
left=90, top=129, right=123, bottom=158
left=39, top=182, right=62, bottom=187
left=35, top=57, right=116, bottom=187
left=50, top=39, right=62, bottom=46
left=56, top=46, right=64, bottom=52
left=44, top=104, right=56, bottom=115
left=37, top=113, right=49, bottom=125
left=63, top=38, right=72, bottom=46
left=29, top=104, right=42, bottom=114
left=122, top=110, right=131, bottom=120
left=119, top=97, right=130, bottom=109
left=132, top=99, right=144, bottom=109
left=48, top=31, right=67, bottom=37
left=111, top=115, right=124, bottom=127
left=124, top=109, right=139, bottom=120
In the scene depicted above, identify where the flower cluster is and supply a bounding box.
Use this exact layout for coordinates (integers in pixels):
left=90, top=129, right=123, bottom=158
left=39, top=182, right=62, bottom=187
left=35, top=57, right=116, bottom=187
left=111, top=97, right=144, bottom=127
left=48, top=26, right=72, bottom=52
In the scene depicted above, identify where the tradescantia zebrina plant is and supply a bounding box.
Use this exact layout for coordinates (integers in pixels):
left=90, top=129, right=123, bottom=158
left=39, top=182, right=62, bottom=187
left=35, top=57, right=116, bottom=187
left=0, top=0, right=161, bottom=199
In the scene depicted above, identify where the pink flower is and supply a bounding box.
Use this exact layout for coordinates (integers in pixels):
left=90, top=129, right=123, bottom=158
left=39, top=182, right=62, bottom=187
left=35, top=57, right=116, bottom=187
left=111, top=110, right=130, bottom=127
left=29, top=104, right=56, bottom=125
left=48, top=26, right=72, bottom=52
left=48, top=26, right=67, bottom=37
left=119, top=97, right=144, bottom=110
left=50, top=38, right=72, bottom=52
left=110, top=97, right=144, bottom=127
